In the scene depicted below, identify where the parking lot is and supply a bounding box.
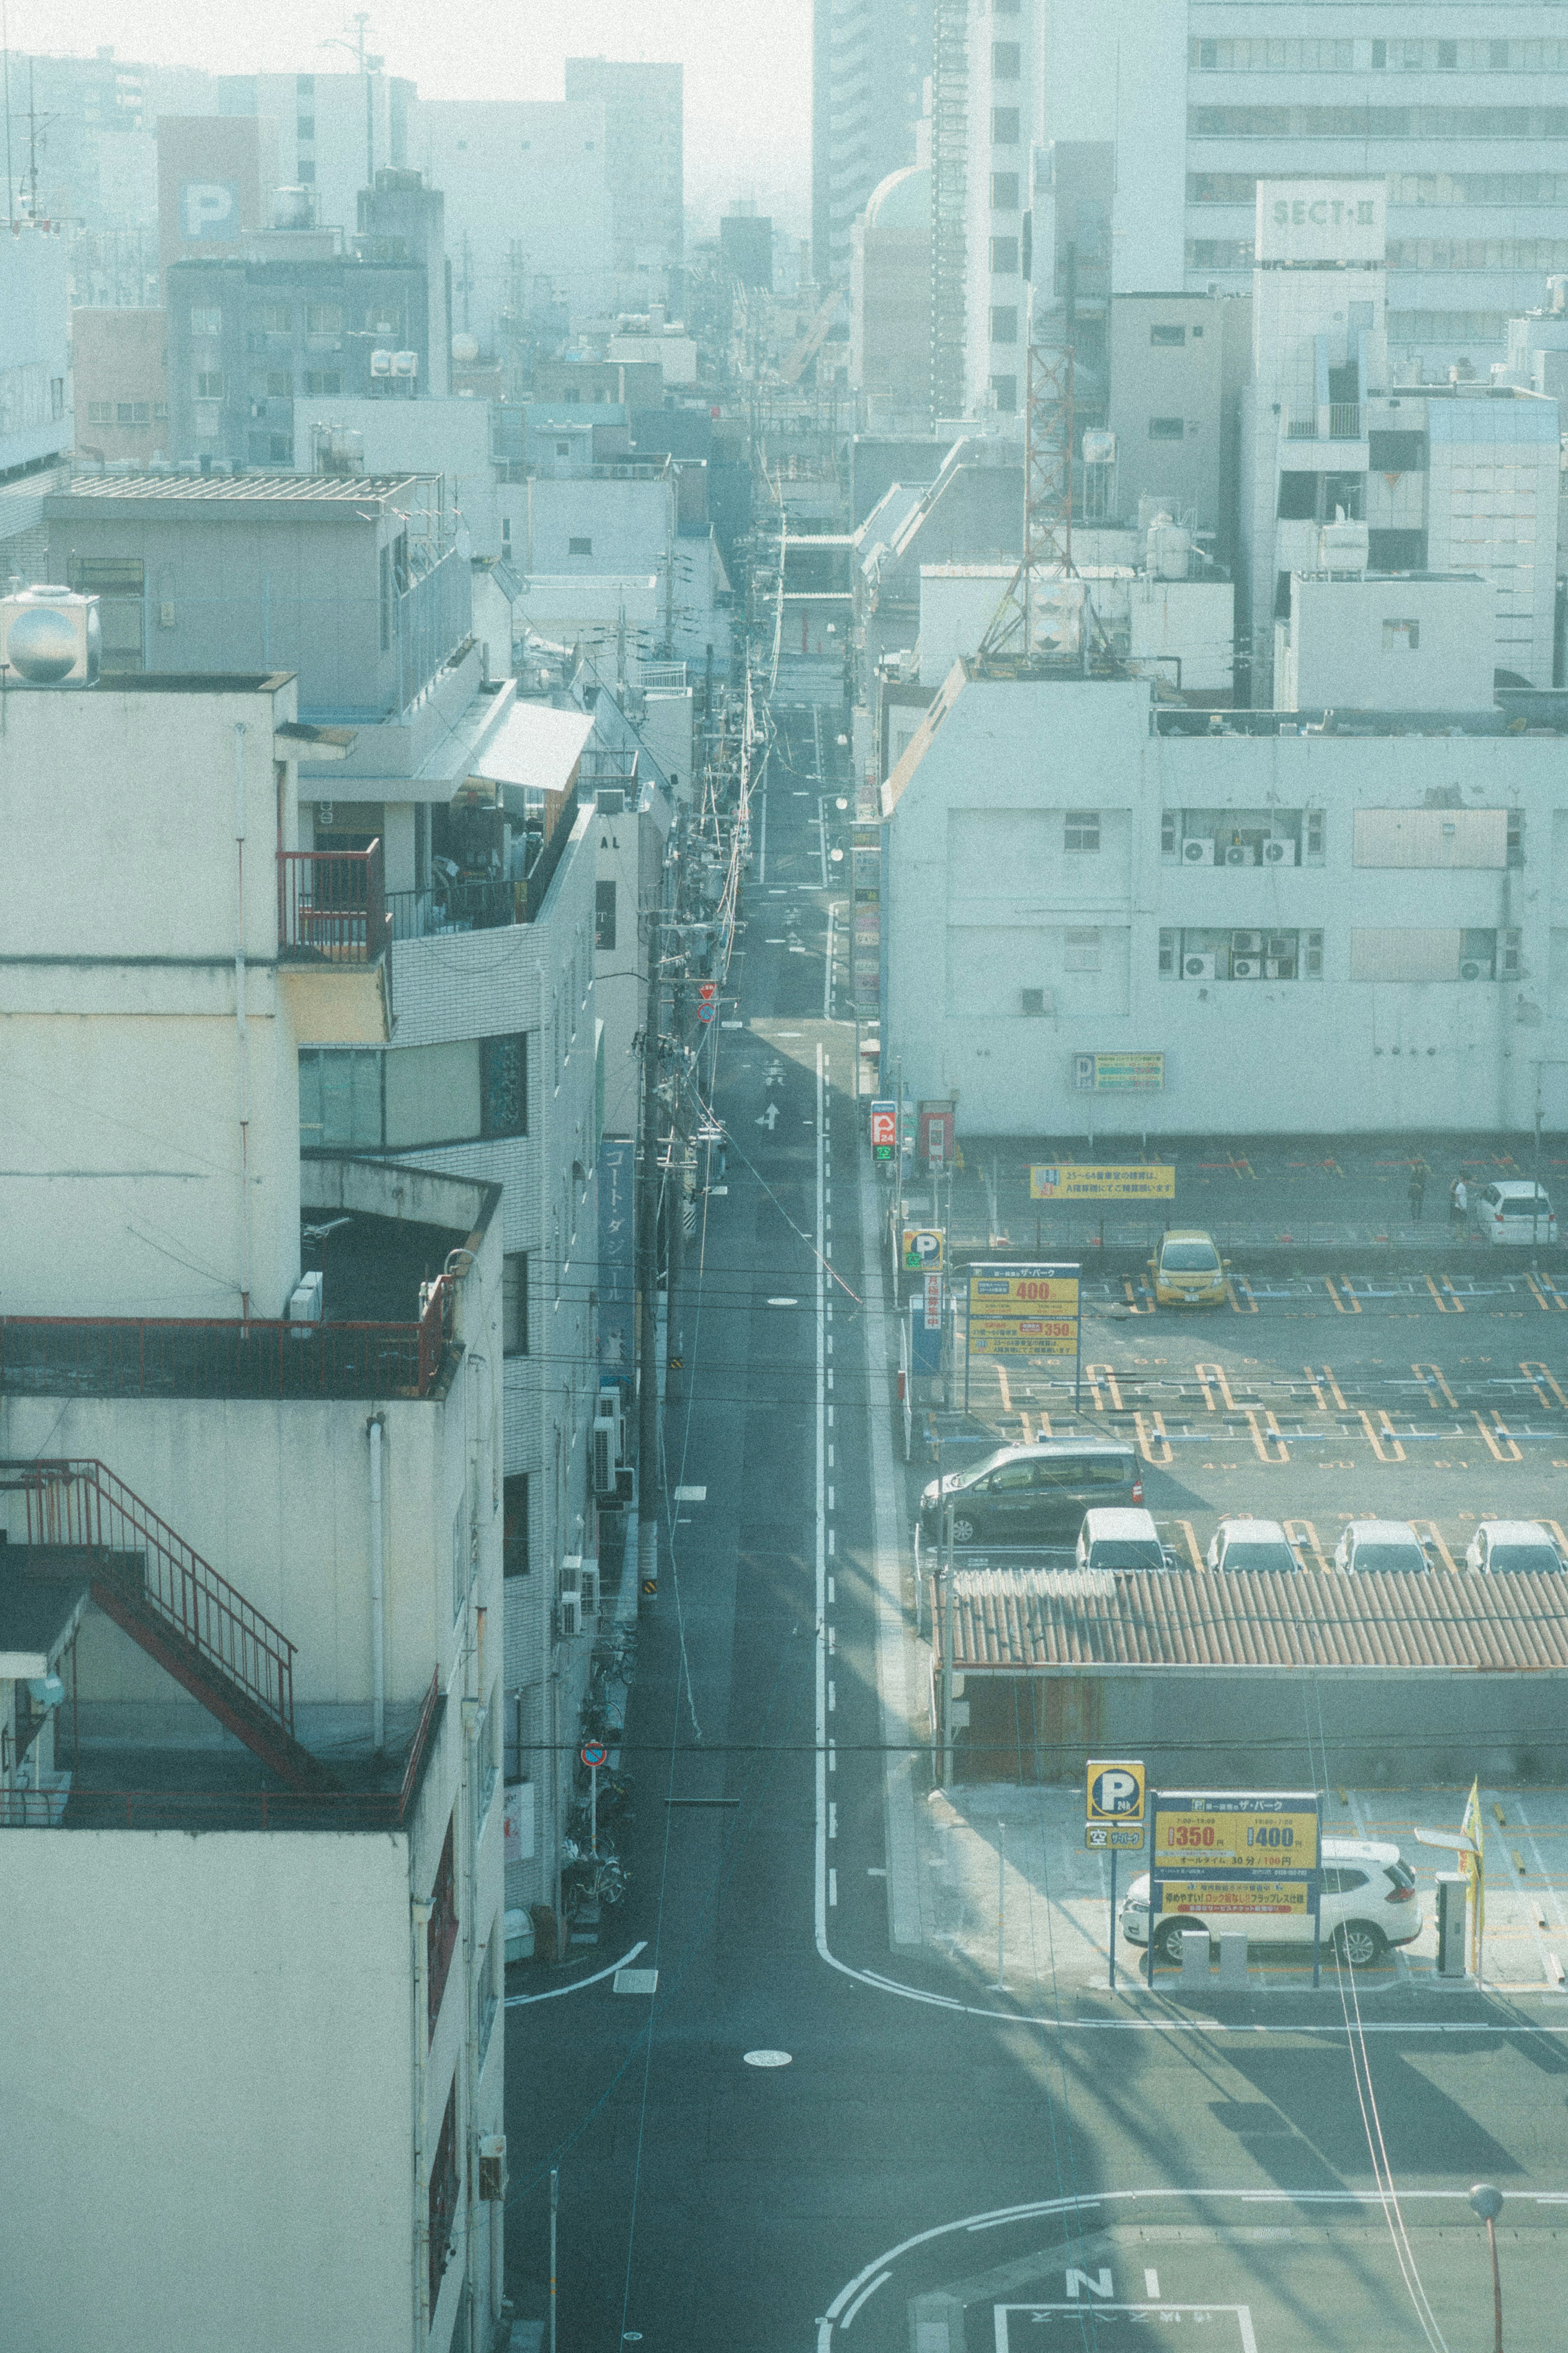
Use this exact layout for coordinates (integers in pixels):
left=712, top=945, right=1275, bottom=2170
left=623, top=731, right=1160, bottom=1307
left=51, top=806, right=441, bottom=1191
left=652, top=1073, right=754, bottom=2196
left=915, top=1782, right=1568, bottom=1999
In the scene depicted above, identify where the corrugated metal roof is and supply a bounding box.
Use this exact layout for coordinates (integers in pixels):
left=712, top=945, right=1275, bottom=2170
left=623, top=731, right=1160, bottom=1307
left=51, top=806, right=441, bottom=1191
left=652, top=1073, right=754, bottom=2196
left=54, top=473, right=418, bottom=504
left=949, top=1567, right=1568, bottom=1675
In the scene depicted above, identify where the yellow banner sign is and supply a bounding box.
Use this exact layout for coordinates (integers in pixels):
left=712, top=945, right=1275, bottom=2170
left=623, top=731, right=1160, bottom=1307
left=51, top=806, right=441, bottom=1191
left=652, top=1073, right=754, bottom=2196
left=1031, top=1164, right=1177, bottom=1202
left=967, top=1268, right=1080, bottom=1360
left=1153, top=1793, right=1320, bottom=1871
left=1157, top=1880, right=1310, bottom=1916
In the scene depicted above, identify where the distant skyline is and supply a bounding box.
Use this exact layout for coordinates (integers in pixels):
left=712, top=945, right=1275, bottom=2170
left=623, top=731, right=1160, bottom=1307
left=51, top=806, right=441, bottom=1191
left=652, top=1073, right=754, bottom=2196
left=9, top=0, right=813, bottom=234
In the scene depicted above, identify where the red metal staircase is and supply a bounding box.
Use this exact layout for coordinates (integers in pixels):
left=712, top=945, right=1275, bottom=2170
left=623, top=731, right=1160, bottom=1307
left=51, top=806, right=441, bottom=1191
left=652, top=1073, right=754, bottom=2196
left=7, top=1460, right=339, bottom=1794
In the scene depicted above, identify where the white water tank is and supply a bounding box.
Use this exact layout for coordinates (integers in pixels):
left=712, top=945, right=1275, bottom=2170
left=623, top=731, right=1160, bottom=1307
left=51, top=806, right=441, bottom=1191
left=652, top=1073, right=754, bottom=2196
left=1145, top=514, right=1192, bottom=580
left=272, top=185, right=313, bottom=230
left=1550, top=276, right=1568, bottom=315
left=1319, top=515, right=1370, bottom=576
left=451, top=331, right=480, bottom=365
left=0, top=586, right=101, bottom=687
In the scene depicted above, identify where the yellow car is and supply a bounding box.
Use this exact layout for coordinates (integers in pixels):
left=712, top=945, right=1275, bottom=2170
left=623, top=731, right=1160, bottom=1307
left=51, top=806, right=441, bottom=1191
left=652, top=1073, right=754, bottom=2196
left=1148, top=1228, right=1230, bottom=1307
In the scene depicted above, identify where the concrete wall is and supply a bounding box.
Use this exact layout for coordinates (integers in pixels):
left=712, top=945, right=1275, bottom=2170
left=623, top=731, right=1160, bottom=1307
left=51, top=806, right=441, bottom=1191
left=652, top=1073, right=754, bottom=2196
left=409, top=99, right=614, bottom=347
left=72, top=307, right=168, bottom=467
left=1281, top=572, right=1494, bottom=712
left=884, top=669, right=1567, bottom=1135
left=293, top=395, right=499, bottom=558
left=1108, top=293, right=1239, bottom=536
left=0, top=225, right=72, bottom=474
left=519, top=473, right=673, bottom=577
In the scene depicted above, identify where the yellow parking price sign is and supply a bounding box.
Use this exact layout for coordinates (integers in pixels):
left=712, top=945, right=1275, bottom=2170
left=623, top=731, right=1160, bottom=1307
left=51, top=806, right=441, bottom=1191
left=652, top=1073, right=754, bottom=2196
left=1030, top=1164, right=1176, bottom=1202
left=967, top=1267, right=1079, bottom=1358
left=1152, top=1790, right=1320, bottom=1872
left=1157, top=1879, right=1310, bottom=1918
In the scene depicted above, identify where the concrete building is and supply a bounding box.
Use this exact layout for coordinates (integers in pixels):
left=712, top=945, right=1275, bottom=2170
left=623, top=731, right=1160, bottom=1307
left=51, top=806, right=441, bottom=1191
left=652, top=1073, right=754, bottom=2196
left=410, top=99, right=615, bottom=357
left=564, top=58, right=684, bottom=292
left=1104, top=291, right=1252, bottom=549
left=293, top=393, right=499, bottom=560
left=813, top=0, right=933, bottom=287
left=917, top=556, right=1236, bottom=698
left=219, top=67, right=416, bottom=236
left=1276, top=565, right=1495, bottom=714
left=850, top=165, right=933, bottom=429
left=881, top=655, right=1568, bottom=1138
left=0, top=668, right=506, bottom=2353
left=72, top=307, right=167, bottom=468
left=156, top=113, right=281, bottom=286
left=720, top=205, right=774, bottom=292
left=163, top=170, right=448, bottom=468
left=0, top=223, right=73, bottom=586
left=4, top=47, right=210, bottom=236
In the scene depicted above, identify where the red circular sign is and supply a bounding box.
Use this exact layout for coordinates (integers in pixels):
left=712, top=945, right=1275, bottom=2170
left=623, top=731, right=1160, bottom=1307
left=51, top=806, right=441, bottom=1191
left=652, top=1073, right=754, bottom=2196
left=581, top=1739, right=608, bottom=1769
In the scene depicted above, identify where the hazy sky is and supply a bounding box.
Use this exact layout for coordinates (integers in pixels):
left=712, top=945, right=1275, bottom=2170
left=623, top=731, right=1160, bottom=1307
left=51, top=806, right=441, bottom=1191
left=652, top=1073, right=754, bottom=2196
left=14, top=0, right=813, bottom=227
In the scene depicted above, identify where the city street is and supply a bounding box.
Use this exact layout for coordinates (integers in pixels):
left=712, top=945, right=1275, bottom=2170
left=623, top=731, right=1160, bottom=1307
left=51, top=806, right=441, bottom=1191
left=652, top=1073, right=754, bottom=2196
left=504, top=719, right=1568, bottom=2353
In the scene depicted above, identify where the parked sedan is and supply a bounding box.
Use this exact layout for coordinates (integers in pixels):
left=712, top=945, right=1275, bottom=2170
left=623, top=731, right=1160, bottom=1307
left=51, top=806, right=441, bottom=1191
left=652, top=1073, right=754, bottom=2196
left=1206, top=1517, right=1304, bottom=1574
left=1475, top=1181, right=1557, bottom=1247
left=1465, top=1519, right=1566, bottom=1575
left=1334, top=1519, right=1431, bottom=1575
left=1121, top=1839, right=1422, bottom=1967
left=1148, top=1229, right=1229, bottom=1307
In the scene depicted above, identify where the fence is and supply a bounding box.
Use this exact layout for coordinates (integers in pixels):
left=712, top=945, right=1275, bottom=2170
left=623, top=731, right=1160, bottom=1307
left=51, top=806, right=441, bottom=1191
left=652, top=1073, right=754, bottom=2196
left=278, top=839, right=387, bottom=963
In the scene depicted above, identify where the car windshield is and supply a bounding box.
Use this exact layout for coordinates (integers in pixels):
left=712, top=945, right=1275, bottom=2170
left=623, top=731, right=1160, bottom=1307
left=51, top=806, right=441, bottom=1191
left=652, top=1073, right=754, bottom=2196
left=1162, top=1241, right=1220, bottom=1272
left=1222, top=1542, right=1297, bottom=1574
left=956, top=1453, right=1010, bottom=1490
left=1352, top=1541, right=1426, bottom=1572
left=1487, top=1544, right=1561, bottom=1575
left=1090, top=1541, right=1163, bottom=1571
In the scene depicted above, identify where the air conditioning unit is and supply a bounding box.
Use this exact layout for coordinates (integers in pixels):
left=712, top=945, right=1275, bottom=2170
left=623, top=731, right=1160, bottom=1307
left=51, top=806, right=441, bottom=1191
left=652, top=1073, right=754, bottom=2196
left=1232, top=956, right=1262, bottom=980
left=557, top=1591, right=582, bottom=1639
left=287, top=1270, right=324, bottom=1332
left=592, top=1418, right=618, bottom=1499
left=1263, top=959, right=1285, bottom=979
left=0, top=585, right=101, bottom=689
left=392, top=350, right=419, bottom=377
left=579, top=1563, right=600, bottom=1617
left=1224, top=843, right=1256, bottom=867
left=1263, top=838, right=1297, bottom=866
left=1459, top=959, right=1488, bottom=981
left=370, top=348, right=394, bottom=377
left=597, top=787, right=626, bottom=814
left=1265, top=934, right=1294, bottom=959
left=1181, top=837, right=1214, bottom=865
left=1184, top=952, right=1217, bottom=980
left=1232, top=931, right=1263, bottom=956
left=479, top=2136, right=508, bottom=2203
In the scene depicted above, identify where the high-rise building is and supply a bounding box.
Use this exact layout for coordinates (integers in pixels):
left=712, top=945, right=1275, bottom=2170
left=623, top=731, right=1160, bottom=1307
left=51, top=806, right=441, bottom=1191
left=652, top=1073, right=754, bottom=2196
left=564, top=58, right=684, bottom=291
left=218, top=67, right=416, bottom=236
left=812, top=0, right=933, bottom=290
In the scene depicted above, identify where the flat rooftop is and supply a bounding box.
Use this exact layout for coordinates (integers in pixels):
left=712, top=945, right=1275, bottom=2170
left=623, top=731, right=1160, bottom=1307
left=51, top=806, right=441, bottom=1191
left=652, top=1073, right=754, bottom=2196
left=51, top=471, right=421, bottom=506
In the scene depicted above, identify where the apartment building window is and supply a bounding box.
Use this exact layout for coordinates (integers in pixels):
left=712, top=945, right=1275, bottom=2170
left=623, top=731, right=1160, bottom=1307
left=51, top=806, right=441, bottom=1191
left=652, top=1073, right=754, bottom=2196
left=261, top=370, right=291, bottom=399
left=595, top=879, right=617, bottom=951
left=428, top=2082, right=459, bottom=2308
left=991, top=235, right=1020, bottom=273
left=991, top=171, right=1020, bottom=210
left=1508, top=811, right=1525, bottom=868
left=1197, top=38, right=1218, bottom=68
left=304, top=370, right=341, bottom=396
left=992, top=107, right=1020, bottom=144
left=1351, top=927, right=1513, bottom=981
left=297, top=115, right=315, bottom=140
left=1064, top=810, right=1100, bottom=854
left=262, top=301, right=292, bottom=333
left=115, top=401, right=151, bottom=424
left=991, top=306, right=1018, bottom=344
left=87, top=401, right=111, bottom=424
left=1163, top=807, right=1321, bottom=868
left=1149, top=417, right=1184, bottom=441
left=1064, top=928, right=1101, bottom=972
left=503, top=1475, right=530, bottom=1579
left=568, top=535, right=593, bottom=556
left=268, top=434, right=290, bottom=462
left=1383, top=618, right=1420, bottom=652
left=189, top=305, right=223, bottom=337
left=1438, top=41, right=1457, bottom=69
left=427, top=1817, right=459, bottom=2031
left=1491, top=40, right=1510, bottom=69
left=993, top=41, right=1022, bottom=78
left=1150, top=323, right=1186, bottom=347
left=195, top=370, right=225, bottom=400
left=297, top=71, right=315, bottom=92
left=1371, top=40, right=1387, bottom=68
left=503, top=1253, right=530, bottom=1356
left=990, top=374, right=1018, bottom=412
left=50, top=377, right=64, bottom=419
left=1305, top=811, right=1326, bottom=863
left=306, top=302, right=342, bottom=336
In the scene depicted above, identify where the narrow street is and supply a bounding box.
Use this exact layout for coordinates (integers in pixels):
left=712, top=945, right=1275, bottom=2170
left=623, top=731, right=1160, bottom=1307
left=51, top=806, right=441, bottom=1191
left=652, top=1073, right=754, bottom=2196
left=506, top=721, right=1568, bottom=2353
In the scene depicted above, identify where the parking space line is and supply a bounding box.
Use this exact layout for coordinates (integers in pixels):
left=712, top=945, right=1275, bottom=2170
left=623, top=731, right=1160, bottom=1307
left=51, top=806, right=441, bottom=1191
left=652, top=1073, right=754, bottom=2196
left=1325, top=1276, right=1360, bottom=1315
left=1285, top=1517, right=1329, bottom=1570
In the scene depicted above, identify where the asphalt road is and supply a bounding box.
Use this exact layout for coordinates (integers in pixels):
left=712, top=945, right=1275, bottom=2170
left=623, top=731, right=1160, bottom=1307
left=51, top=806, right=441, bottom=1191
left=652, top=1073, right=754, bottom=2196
left=504, top=717, right=1568, bottom=2353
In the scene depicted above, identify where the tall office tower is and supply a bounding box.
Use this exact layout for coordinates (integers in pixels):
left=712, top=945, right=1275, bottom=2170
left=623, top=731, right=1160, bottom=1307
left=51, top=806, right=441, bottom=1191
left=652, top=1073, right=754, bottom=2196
left=564, top=58, right=684, bottom=292
left=812, top=0, right=933, bottom=290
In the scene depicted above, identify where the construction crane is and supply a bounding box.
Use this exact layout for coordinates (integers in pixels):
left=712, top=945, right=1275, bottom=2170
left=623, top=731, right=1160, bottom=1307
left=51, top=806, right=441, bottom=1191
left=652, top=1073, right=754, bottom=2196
left=779, top=287, right=847, bottom=388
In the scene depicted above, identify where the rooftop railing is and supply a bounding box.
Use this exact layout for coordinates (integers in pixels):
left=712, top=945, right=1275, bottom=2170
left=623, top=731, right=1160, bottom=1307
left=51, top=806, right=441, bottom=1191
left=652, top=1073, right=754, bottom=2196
left=278, top=838, right=387, bottom=963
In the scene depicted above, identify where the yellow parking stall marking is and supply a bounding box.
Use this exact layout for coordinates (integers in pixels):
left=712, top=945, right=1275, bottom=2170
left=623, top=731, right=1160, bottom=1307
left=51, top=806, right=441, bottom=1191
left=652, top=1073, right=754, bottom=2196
left=1427, top=1273, right=1463, bottom=1313
left=1304, top=1364, right=1347, bottom=1412
left=1196, top=1361, right=1239, bottom=1410
left=1326, top=1275, right=1360, bottom=1314
left=1035, top=1409, right=1052, bottom=1438
left=1523, top=1361, right=1568, bottom=1410
left=1175, top=1518, right=1205, bottom=1570
left=1360, top=1409, right=1407, bottom=1463
left=1085, top=1364, right=1124, bottom=1411
left=1285, top=1516, right=1330, bottom=1570
left=1524, top=1272, right=1566, bottom=1312
left=1411, top=1518, right=1459, bottom=1572
left=1135, top=1411, right=1173, bottom=1465
left=1548, top=1519, right=1568, bottom=1557
left=1247, top=1408, right=1289, bottom=1463
left=1227, top=1276, right=1257, bottom=1313
left=1123, top=1276, right=1154, bottom=1315
left=1476, top=1410, right=1523, bottom=1463
left=1413, top=1361, right=1457, bottom=1408
left=996, top=1364, right=1013, bottom=1411
left=1018, top=1412, right=1034, bottom=1445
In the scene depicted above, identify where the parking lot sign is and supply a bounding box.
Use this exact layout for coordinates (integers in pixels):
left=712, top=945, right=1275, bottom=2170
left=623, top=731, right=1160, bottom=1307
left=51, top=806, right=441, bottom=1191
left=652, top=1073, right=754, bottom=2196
left=870, top=1100, right=896, bottom=1162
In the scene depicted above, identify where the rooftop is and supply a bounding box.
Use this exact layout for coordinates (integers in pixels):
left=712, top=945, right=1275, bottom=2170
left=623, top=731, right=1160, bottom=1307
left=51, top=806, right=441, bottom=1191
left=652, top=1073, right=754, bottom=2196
left=52, top=471, right=421, bottom=509
left=947, top=1566, right=1568, bottom=1676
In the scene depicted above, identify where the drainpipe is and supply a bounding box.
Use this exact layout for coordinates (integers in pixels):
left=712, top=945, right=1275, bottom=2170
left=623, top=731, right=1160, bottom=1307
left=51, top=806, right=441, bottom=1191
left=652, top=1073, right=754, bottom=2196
left=233, top=723, right=252, bottom=1327
left=411, top=1892, right=432, bottom=2345
left=461, top=1689, right=482, bottom=2340
left=368, top=1413, right=386, bottom=1754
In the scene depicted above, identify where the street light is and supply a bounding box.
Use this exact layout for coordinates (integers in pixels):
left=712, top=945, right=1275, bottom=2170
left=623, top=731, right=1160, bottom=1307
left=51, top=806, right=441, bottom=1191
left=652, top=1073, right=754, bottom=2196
left=1468, top=2182, right=1504, bottom=2353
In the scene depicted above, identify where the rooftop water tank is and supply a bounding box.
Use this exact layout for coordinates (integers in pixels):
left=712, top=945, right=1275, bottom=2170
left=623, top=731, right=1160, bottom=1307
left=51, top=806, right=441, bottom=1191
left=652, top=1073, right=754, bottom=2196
left=1146, top=515, right=1192, bottom=580
left=271, top=185, right=313, bottom=230
left=451, top=331, right=480, bottom=365
left=0, top=585, right=101, bottom=687
left=1319, top=515, right=1370, bottom=576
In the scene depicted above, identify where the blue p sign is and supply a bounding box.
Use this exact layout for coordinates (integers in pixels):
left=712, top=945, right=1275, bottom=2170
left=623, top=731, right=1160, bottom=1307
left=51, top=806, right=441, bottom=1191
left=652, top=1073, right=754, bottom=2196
left=181, top=180, right=239, bottom=239
left=1087, top=1759, right=1145, bottom=1823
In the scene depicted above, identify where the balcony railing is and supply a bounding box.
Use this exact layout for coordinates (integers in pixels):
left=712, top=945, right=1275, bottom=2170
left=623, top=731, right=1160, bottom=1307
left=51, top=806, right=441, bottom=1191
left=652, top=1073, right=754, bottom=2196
left=0, top=1278, right=452, bottom=1404
left=278, top=839, right=387, bottom=963
left=387, top=877, right=515, bottom=941
left=1284, top=404, right=1363, bottom=441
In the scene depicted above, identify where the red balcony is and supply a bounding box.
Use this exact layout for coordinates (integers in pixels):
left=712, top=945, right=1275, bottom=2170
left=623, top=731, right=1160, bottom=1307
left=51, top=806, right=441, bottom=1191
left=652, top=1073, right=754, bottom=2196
left=277, top=839, right=388, bottom=964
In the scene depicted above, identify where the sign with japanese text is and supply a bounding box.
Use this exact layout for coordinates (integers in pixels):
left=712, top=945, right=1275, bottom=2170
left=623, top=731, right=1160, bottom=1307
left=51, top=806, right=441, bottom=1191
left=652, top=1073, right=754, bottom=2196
left=1072, top=1053, right=1165, bottom=1094
left=1030, top=1164, right=1176, bottom=1201
left=967, top=1265, right=1080, bottom=1361
left=1152, top=1792, right=1320, bottom=1872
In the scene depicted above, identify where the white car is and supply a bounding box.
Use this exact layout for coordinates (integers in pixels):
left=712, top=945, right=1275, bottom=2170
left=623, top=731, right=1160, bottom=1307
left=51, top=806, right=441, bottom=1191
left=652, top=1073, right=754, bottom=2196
left=1334, top=1519, right=1431, bottom=1575
left=1465, top=1519, right=1566, bottom=1575
left=1076, top=1508, right=1176, bottom=1574
left=1475, top=1180, right=1557, bottom=1247
left=1121, top=1838, right=1422, bottom=1967
left=1206, top=1517, right=1303, bottom=1574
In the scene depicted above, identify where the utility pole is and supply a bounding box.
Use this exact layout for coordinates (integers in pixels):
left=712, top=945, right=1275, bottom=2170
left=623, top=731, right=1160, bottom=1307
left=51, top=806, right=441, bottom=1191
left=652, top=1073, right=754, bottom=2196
left=636, top=905, right=664, bottom=1610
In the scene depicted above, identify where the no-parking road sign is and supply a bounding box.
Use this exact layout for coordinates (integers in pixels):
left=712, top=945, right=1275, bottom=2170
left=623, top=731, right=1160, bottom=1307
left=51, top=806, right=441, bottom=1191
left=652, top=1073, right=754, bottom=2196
left=581, top=1739, right=608, bottom=1770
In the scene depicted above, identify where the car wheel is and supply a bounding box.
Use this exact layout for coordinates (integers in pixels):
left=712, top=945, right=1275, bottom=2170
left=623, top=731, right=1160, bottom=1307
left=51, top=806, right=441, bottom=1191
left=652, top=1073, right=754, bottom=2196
left=1333, top=1920, right=1387, bottom=1968
left=950, top=1515, right=977, bottom=1545
left=1153, top=1918, right=1192, bottom=1965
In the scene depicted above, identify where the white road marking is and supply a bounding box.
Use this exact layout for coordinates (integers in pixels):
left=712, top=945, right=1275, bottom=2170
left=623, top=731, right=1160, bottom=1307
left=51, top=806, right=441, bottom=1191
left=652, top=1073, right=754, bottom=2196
left=829, top=1679, right=836, bottom=1710
left=829, top=1445, right=835, bottom=1467
left=673, top=1485, right=706, bottom=1501
left=829, top=1868, right=839, bottom=1906
left=829, top=1742, right=836, bottom=1772
left=828, top=1575, right=835, bottom=1602
left=829, top=1802, right=837, bottom=1838
left=828, top=1484, right=835, bottom=1509
left=839, top=2271, right=890, bottom=2330
left=828, top=1528, right=835, bottom=1556
left=744, top=2048, right=793, bottom=2067
left=824, top=903, right=835, bottom=1018
left=1145, top=2269, right=1161, bottom=2299
left=506, top=1938, right=648, bottom=2007
left=828, top=1624, right=836, bottom=1653
left=814, top=1037, right=830, bottom=1968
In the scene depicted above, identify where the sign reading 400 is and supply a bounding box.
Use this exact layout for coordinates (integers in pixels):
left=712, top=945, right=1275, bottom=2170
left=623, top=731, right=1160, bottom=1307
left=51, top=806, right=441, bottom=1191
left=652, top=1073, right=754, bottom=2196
left=1152, top=1791, right=1320, bottom=1872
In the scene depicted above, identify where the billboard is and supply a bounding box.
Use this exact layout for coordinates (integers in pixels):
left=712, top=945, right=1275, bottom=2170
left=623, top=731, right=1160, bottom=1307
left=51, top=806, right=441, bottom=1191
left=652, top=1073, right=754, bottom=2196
left=1031, top=1164, right=1176, bottom=1201
left=967, top=1264, right=1080, bottom=1360
left=1072, top=1052, right=1165, bottom=1093
left=1152, top=1791, right=1320, bottom=1871
left=597, top=1135, right=636, bottom=1377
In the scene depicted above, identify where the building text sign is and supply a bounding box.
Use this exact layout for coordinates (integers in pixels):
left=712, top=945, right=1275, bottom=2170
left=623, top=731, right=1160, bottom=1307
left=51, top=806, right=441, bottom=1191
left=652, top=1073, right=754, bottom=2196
left=1152, top=1791, right=1320, bottom=1872
left=1031, top=1164, right=1176, bottom=1201
left=967, top=1264, right=1080, bottom=1360
left=1072, top=1053, right=1165, bottom=1094
left=1255, top=178, right=1385, bottom=265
